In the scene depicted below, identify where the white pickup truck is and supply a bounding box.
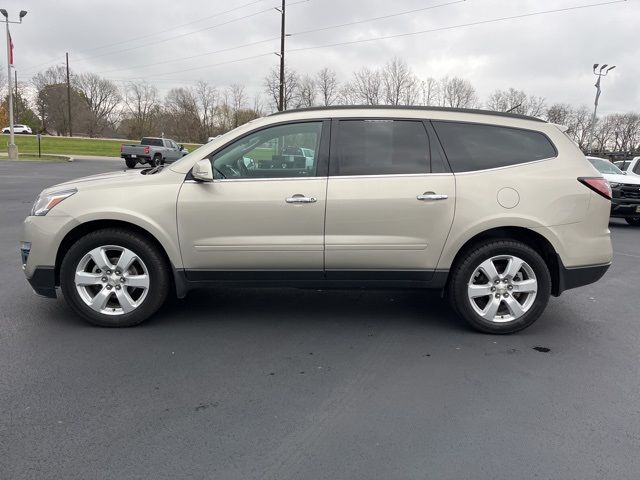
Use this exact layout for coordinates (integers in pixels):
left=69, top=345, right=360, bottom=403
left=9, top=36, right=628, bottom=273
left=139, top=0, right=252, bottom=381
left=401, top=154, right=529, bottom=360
left=621, top=157, right=640, bottom=177
left=120, top=137, right=188, bottom=169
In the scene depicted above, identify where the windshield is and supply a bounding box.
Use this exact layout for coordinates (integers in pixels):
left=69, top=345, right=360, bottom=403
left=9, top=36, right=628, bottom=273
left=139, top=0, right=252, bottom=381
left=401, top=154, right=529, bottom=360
left=588, top=157, right=623, bottom=175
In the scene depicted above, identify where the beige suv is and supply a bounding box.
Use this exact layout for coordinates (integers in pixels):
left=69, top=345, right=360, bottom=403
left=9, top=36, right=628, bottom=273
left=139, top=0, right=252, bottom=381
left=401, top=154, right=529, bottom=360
left=21, top=107, right=613, bottom=333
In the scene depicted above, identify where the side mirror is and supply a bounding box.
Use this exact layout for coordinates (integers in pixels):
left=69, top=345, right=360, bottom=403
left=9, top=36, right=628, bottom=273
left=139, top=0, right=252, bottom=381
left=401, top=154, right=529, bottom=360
left=179, top=144, right=184, bottom=151
left=192, top=159, right=214, bottom=182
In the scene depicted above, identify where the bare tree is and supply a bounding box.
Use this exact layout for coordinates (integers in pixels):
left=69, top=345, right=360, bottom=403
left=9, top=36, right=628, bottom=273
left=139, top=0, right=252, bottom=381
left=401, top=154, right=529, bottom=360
left=229, top=83, right=247, bottom=128
left=349, top=67, right=383, bottom=105
left=545, top=103, right=573, bottom=125
left=297, top=75, right=316, bottom=108
left=381, top=58, right=419, bottom=106
left=195, top=80, right=218, bottom=139
left=123, top=81, right=160, bottom=139
left=486, top=88, right=545, bottom=117
left=316, top=67, right=338, bottom=106
left=163, top=87, right=200, bottom=141
left=420, top=78, right=440, bottom=106
left=440, top=76, right=478, bottom=108
left=264, top=66, right=300, bottom=111
left=75, top=73, right=122, bottom=137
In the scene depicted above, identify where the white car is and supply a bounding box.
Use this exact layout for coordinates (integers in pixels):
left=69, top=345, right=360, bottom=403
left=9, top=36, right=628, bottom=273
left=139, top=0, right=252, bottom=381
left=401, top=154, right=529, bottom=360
left=2, top=124, right=32, bottom=134
left=621, top=157, right=640, bottom=177
left=587, top=156, right=640, bottom=225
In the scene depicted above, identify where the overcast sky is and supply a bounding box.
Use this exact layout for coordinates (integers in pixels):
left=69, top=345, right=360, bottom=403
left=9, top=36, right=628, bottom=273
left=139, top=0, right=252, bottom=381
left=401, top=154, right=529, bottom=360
left=8, top=0, right=639, bottom=114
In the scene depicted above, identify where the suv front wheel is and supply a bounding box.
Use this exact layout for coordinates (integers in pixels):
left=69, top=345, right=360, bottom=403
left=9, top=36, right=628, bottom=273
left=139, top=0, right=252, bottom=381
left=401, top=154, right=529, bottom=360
left=60, top=228, right=170, bottom=327
left=448, top=240, right=551, bottom=334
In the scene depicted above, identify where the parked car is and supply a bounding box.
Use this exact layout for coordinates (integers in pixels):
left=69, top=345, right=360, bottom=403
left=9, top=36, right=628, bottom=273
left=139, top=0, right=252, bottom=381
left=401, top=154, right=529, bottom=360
left=22, top=106, right=613, bottom=333
left=587, top=156, right=640, bottom=225
left=614, top=159, right=632, bottom=171
left=621, top=156, right=640, bottom=177
left=120, top=137, right=188, bottom=168
left=2, top=124, right=32, bottom=134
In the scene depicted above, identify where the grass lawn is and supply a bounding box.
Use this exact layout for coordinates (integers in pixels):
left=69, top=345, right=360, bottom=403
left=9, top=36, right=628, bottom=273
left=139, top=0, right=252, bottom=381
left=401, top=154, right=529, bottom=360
left=1, top=134, right=202, bottom=158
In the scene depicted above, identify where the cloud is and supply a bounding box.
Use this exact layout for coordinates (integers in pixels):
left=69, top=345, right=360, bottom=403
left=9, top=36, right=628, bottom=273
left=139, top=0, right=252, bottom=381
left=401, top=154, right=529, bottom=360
left=9, top=0, right=638, bottom=113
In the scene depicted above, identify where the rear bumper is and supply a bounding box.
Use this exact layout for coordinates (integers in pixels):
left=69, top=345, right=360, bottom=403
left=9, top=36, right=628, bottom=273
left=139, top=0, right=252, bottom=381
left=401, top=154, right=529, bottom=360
left=25, top=267, right=56, bottom=298
left=555, top=256, right=610, bottom=295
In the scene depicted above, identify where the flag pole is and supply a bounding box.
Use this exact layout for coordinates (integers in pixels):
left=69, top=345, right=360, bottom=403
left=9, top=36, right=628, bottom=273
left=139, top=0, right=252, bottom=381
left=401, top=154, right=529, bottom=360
left=5, top=18, right=17, bottom=159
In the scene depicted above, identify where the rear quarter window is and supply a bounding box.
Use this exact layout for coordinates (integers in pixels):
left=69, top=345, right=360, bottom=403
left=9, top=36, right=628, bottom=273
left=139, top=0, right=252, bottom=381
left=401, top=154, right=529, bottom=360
left=432, top=121, right=557, bottom=173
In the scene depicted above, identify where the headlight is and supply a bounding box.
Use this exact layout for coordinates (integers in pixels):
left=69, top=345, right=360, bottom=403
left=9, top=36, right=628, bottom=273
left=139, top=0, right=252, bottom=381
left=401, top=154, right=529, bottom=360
left=609, top=182, right=620, bottom=188
left=31, top=188, right=77, bottom=216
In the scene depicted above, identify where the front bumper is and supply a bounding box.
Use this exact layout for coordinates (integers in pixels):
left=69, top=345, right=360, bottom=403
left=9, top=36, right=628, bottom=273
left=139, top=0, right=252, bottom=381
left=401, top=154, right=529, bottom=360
left=610, top=197, right=640, bottom=218
left=22, top=214, right=78, bottom=298
left=26, top=267, right=57, bottom=298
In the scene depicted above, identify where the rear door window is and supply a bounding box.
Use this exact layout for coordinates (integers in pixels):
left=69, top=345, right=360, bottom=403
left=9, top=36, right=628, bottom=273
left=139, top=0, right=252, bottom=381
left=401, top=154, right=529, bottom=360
left=432, top=121, right=557, bottom=173
left=332, top=120, right=430, bottom=176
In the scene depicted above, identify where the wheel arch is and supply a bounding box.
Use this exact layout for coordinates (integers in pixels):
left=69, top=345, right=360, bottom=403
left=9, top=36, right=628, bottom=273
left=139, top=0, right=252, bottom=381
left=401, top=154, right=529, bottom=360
left=446, top=226, right=562, bottom=296
left=54, top=219, right=184, bottom=296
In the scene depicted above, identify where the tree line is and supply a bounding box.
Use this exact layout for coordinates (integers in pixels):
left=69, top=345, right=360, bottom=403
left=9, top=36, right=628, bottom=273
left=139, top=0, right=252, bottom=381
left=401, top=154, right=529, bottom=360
left=0, top=57, right=638, bottom=153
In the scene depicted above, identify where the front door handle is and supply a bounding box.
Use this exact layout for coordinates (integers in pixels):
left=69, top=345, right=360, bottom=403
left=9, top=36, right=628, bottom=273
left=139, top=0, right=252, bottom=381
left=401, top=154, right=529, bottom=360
left=286, top=194, right=317, bottom=204
left=417, top=192, right=448, bottom=201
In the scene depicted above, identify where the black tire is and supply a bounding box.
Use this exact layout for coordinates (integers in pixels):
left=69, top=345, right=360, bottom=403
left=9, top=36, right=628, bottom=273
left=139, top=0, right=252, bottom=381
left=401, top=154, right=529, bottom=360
left=150, top=154, right=162, bottom=167
left=447, top=240, right=551, bottom=334
left=625, top=217, right=640, bottom=226
left=60, top=228, right=170, bottom=327
left=125, top=157, right=137, bottom=169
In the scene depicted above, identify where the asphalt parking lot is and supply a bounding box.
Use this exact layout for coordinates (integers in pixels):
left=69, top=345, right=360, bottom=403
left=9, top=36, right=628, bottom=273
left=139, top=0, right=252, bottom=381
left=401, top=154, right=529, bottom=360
left=1, top=158, right=639, bottom=479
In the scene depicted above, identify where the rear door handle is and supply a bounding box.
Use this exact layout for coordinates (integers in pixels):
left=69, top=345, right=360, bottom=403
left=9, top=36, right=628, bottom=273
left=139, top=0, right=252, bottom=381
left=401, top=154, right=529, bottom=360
left=417, top=192, right=448, bottom=201
left=286, top=194, right=317, bottom=204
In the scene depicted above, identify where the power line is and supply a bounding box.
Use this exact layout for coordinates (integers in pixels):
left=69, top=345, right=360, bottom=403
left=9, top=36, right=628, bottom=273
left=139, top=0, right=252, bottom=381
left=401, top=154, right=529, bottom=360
left=291, top=0, right=467, bottom=37
left=108, top=0, right=626, bottom=82
left=19, top=0, right=272, bottom=73
left=80, top=0, right=270, bottom=54
left=72, top=7, right=276, bottom=63
left=87, top=0, right=464, bottom=77
left=94, top=36, right=280, bottom=75
left=287, top=0, right=629, bottom=54
left=20, top=0, right=311, bottom=75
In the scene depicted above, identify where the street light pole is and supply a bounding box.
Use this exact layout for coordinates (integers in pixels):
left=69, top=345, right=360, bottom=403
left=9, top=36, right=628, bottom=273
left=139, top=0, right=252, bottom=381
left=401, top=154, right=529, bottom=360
left=588, top=63, right=616, bottom=154
left=0, top=9, right=27, bottom=161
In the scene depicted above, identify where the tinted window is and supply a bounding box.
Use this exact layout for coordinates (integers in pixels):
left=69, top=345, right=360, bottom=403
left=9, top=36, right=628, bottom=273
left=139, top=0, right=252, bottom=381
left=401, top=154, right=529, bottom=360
left=209, top=122, right=322, bottom=179
left=141, top=138, right=163, bottom=147
left=432, top=121, right=556, bottom=172
left=333, top=120, right=430, bottom=176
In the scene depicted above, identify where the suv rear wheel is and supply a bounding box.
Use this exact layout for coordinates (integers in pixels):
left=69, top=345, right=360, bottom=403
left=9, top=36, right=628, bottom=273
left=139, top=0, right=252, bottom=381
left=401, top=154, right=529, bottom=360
left=448, top=240, right=551, bottom=334
left=60, top=228, right=170, bottom=327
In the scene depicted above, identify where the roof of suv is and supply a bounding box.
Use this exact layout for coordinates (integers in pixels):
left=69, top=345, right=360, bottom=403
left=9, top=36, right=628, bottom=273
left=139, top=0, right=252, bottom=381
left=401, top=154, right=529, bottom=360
left=269, top=105, right=546, bottom=123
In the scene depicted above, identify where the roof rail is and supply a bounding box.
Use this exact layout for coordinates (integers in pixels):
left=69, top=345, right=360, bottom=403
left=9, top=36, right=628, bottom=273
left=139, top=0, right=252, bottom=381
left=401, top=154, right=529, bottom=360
left=269, top=105, right=546, bottom=123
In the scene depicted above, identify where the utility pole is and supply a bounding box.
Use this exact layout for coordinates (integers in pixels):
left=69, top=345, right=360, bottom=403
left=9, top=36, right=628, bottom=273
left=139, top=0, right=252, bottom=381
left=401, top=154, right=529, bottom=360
left=1, top=9, right=27, bottom=160
left=588, top=63, right=616, bottom=153
left=278, top=0, right=285, bottom=111
left=66, top=52, right=72, bottom=137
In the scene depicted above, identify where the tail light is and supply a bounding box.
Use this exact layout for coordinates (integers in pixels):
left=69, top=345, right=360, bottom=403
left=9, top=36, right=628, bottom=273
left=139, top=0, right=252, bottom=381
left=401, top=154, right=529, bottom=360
left=120, top=144, right=123, bottom=153
left=144, top=146, right=150, bottom=155
left=578, top=177, right=612, bottom=200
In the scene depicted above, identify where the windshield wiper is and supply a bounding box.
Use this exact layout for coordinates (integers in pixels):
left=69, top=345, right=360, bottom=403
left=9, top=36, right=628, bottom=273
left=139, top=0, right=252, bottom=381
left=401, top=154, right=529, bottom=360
left=142, top=165, right=165, bottom=175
